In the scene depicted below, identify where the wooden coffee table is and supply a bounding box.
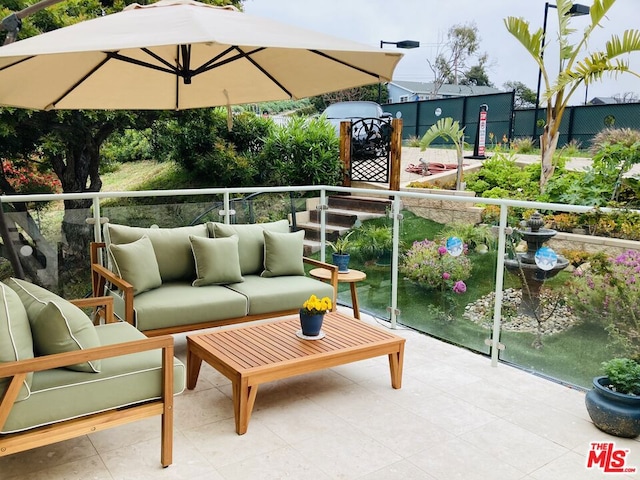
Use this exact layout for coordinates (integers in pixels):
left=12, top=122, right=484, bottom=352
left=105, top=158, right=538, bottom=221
left=186, top=311, right=405, bottom=434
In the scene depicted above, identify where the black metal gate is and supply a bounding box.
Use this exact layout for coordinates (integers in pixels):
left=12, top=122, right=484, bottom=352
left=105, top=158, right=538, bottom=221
left=349, top=117, right=393, bottom=183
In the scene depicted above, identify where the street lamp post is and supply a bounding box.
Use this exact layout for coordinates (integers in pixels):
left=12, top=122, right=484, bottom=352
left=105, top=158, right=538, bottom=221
left=532, top=2, right=590, bottom=142
left=378, top=40, right=420, bottom=103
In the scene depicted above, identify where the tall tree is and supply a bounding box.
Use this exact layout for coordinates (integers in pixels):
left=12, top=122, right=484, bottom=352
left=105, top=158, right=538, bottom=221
left=460, top=54, right=493, bottom=86
left=427, top=23, right=485, bottom=97
left=504, top=81, right=537, bottom=108
left=505, top=0, right=640, bottom=191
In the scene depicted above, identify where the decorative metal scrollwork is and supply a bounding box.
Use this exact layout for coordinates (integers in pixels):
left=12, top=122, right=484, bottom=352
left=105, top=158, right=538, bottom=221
left=350, top=117, right=392, bottom=183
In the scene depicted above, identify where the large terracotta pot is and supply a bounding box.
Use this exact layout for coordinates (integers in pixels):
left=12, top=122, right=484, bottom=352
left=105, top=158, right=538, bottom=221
left=585, top=376, right=640, bottom=438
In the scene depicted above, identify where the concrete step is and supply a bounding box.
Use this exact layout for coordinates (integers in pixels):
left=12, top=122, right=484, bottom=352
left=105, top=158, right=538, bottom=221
left=327, top=194, right=393, bottom=214
left=296, top=222, right=348, bottom=242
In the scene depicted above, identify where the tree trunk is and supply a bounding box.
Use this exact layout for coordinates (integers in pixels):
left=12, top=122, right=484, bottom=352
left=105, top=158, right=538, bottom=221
left=539, top=124, right=559, bottom=192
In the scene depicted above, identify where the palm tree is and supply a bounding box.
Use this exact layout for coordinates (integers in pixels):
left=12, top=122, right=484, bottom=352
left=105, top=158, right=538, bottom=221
left=419, top=117, right=465, bottom=190
left=505, top=0, right=640, bottom=191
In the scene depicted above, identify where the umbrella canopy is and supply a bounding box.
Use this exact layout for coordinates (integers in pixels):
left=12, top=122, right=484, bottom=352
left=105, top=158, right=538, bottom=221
left=0, top=0, right=403, bottom=110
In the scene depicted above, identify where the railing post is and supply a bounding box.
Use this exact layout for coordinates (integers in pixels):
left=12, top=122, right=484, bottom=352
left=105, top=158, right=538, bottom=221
left=223, top=192, right=231, bottom=224
left=389, top=194, right=402, bottom=328
left=490, top=204, right=509, bottom=366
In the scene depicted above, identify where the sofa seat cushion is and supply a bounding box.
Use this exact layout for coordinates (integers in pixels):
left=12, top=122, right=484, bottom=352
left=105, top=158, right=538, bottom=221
left=0, top=284, right=33, bottom=402
left=1, top=322, right=185, bottom=434
left=106, top=223, right=208, bottom=282
left=132, top=282, right=248, bottom=331
left=226, top=275, right=335, bottom=316
left=210, top=220, right=289, bottom=276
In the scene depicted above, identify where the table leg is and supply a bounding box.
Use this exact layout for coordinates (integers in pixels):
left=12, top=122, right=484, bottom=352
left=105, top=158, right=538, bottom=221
left=186, top=348, right=203, bottom=390
left=350, top=282, right=360, bottom=319
left=233, top=376, right=258, bottom=435
left=388, top=341, right=405, bottom=389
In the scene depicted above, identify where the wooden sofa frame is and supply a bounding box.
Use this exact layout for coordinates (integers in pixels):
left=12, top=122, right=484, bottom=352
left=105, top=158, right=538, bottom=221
left=0, top=296, right=175, bottom=467
left=90, top=241, right=339, bottom=337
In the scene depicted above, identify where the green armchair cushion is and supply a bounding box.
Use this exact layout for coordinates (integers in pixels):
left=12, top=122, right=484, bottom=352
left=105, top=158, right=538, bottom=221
left=108, top=235, right=162, bottom=295
left=0, top=283, right=34, bottom=402
left=6, top=278, right=101, bottom=373
left=190, top=235, right=244, bottom=286
left=262, top=230, right=305, bottom=277
left=210, top=219, right=289, bottom=275
left=105, top=223, right=208, bottom=282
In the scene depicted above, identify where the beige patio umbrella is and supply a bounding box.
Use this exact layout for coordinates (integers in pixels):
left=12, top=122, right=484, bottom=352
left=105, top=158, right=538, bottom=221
left=0, top=0, right=403, bottom=110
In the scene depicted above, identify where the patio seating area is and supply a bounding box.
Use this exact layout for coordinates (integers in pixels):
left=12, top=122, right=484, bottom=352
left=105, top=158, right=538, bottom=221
left=2, top=306, right=637, bottom=480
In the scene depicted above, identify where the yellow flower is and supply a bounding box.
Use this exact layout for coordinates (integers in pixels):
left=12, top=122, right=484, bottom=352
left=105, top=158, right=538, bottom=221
left=301, top=294, right=332, bottom=315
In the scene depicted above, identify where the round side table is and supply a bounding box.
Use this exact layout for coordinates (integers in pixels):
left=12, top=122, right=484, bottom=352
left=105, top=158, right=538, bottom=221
left=309, top=268, right=367, bottom=319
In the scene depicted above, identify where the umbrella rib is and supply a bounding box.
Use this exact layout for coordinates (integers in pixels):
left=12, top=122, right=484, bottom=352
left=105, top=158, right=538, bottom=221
left=191, top=46, right=247, bottom=75
left=310, top=50, right=384, bottom=80
left=107, top=51, right=177, bottom=76
left=50, top=55, right=111, bottom=108
left=0, top=56, right=34, bottom=72
left=240, top=48, right=293, bottom=98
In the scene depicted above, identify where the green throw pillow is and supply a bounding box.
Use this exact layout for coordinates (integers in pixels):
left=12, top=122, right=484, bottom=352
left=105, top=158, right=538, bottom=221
left=262, top=230, right=305, bottom=277
left=0, top=283, right=34, bottom=401
left=6, top=278, right=101, bottom=373
left=211, top=219, right=290, bottom=275
left=190, top=235, right=244, bottom=286
left=108, top=235, right=162, bottom=295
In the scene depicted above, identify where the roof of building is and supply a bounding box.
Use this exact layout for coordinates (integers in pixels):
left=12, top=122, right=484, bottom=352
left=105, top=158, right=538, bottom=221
left=389, top=80, right=502, bottom=96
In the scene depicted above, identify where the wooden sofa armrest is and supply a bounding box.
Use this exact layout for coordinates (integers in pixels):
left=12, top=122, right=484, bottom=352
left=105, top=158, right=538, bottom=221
left=0, top=335, right=175, bottom=457
left=90, top=242, right=135, bottom=326
left=303, top=257, right=339, bottom=311
left=70, top=296, right=115, bottom=325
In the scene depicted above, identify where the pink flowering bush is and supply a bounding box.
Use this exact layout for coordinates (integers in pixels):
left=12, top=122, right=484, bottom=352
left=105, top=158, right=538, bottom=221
left=568, top=250, right=640, bottom=357
left=400, top=239, right=472, bottom=293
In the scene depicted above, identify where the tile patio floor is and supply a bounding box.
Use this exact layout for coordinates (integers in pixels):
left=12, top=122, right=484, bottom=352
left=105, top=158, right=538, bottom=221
left=2, top=307, right=639, bottom=480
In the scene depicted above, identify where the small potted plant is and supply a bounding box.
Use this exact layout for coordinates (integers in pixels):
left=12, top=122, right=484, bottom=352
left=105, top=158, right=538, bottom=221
left=299, top=294, right=332, bottom=338
left=585, top=357, right=640, bottom=438
left=328, top=230, right=353, bottom=273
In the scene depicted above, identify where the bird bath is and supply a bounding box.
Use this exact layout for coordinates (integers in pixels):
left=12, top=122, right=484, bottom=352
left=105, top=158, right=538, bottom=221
left=504, top=212, right=569, bottom=317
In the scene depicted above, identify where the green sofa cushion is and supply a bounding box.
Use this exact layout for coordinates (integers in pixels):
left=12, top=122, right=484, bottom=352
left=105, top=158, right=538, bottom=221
left=262, top=230, right=305, bottom=277
left=6, top=278, right=101, bottom=373
left=210, top=219, right=289, bottom=275
left=190, top=235, right=244, bottom=286
left=130, top=282, right=248, bottom=332
left=105, top=223, right=208, bottom=282
left=0, top=321, right=185, bottom=434
left=0, top=283, right=34, bottom=402
left=109, top=235, right=162, bottom=295
left=226, top=275, right=335, bottom=316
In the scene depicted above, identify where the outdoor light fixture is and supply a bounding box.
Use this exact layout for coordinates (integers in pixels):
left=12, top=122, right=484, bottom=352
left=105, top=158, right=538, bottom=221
left=532, top=2, right=590, bottom=140
left=378, top=39, right=421, bottom=102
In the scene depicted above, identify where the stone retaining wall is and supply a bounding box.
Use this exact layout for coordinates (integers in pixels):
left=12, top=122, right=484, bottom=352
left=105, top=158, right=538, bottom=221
left=400, top=187, right=483, bottom=225
left=548, top=231, right=640, bottom=257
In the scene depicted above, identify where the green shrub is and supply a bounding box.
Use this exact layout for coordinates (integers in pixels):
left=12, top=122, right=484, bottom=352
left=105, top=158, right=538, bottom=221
left=590, top=127, right=640, bottom=154
left=256, top=116, right=341, bottom=186
left=465, top=153, right=539, bottom=199
left=602, top=358, right=640, bottom=395
left=102, top=128, right=153, bottom=164
left=511, top=137, right=535, bottom=154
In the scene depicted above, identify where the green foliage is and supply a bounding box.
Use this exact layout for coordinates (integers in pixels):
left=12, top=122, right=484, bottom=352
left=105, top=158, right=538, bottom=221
left=567, top=249, right=640, bottom=358
left=101, top=128, right=153, bottom=164
left=437, top=222, right=496, bottom=251
left=602, top=358, right=640, bottom=395
left=464, top=153, right=540, bottom=199
left=256, top=116, right=341, bottom=186
left=510, top=137, right=535, bottom=154
left=351, top=224, right=395, bottom=261
left=327, top=231, right=353, bottom=255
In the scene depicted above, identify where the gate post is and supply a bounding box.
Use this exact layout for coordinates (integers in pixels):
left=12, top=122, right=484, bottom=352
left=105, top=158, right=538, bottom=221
left=339, top=120, right=352, bottom=187
left=389, top=118, right=403, bottom=191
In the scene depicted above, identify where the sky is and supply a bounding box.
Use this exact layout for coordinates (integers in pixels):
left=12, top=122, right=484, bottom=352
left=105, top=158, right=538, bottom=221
left=243, top=0, right=640, bottom=104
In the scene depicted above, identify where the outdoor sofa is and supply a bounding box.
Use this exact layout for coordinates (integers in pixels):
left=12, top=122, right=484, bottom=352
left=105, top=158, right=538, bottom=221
left=90, top=220, right=338, bottom=336
left=0, top=278, right=184, bottom=467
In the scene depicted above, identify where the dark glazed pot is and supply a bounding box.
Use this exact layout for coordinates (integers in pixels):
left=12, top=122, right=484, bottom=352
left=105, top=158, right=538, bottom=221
left=332, top=253, right=350, bottom=273
left=585, top=376, right=640, bottom=438
left=299, top=311, right=324, bottom=337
